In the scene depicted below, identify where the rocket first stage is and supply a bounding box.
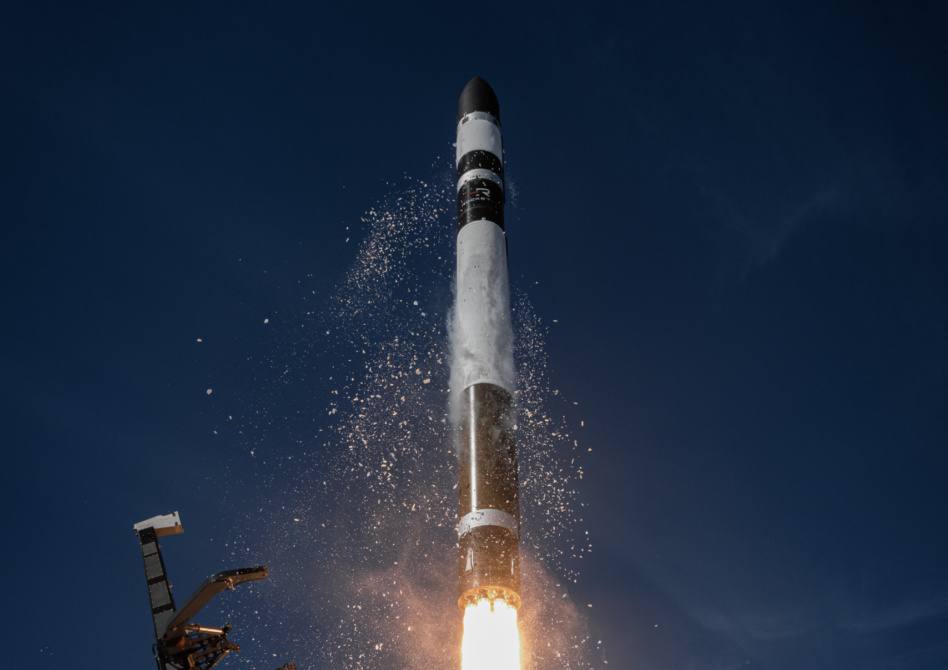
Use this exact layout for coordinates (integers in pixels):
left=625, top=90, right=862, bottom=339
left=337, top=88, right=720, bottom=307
left=455, top=77, right=521, bottom=611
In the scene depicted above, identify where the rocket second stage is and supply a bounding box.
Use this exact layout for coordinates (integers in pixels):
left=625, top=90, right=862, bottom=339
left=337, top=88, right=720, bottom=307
left=455, top=77, right=521, bottom=611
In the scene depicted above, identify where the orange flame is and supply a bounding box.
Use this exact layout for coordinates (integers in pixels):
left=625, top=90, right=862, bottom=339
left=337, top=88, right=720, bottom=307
left=460, top=597, right=521, bottom=670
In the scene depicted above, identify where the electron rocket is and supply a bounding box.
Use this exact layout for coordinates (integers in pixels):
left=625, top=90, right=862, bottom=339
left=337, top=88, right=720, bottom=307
left=455, top=77, right=521, bottom=611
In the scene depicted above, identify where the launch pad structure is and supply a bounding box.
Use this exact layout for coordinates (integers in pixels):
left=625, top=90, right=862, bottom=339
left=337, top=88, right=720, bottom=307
left=133, top=512, right=296, bottom=670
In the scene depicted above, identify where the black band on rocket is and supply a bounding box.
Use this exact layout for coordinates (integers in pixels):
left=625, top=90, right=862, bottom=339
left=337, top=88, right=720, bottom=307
left=458, top=526, right=521, bottom=601
left=457, top=150, right=504, bottom=183
left=457, top=178, right=505, bottom=232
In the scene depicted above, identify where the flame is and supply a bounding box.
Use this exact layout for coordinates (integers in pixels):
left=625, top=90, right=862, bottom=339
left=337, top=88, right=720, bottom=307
left=461, top=597, right=521, bottom=670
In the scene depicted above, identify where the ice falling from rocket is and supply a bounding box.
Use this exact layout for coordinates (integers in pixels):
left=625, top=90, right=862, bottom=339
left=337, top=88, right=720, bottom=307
left=454, top=76, right=522, bottom=669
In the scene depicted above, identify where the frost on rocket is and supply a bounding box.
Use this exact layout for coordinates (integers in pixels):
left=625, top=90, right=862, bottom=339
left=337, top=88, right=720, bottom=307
left=450, top=220, right=518, bottom=409
left=204, top=168, right=596, bottom=669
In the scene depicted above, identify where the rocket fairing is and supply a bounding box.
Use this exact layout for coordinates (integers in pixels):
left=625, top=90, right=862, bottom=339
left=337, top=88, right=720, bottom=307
left=455, top=77, right=522, bottom=611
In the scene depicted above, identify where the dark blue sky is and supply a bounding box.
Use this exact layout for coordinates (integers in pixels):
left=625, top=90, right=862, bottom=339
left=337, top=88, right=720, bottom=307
left=2, top=2, right=946, bottom=669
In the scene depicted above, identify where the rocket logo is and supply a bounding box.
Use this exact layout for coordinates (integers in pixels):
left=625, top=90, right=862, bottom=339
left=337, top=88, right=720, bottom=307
left=470, top=187, right=491, bottom=197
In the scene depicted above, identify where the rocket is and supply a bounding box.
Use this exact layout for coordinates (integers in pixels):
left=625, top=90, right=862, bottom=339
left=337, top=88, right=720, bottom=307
left=455, top=77, right=521, bottom=611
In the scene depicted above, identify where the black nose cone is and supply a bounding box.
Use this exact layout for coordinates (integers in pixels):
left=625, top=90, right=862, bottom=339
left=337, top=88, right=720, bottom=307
left=458, top=76, right=500, bottom=122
